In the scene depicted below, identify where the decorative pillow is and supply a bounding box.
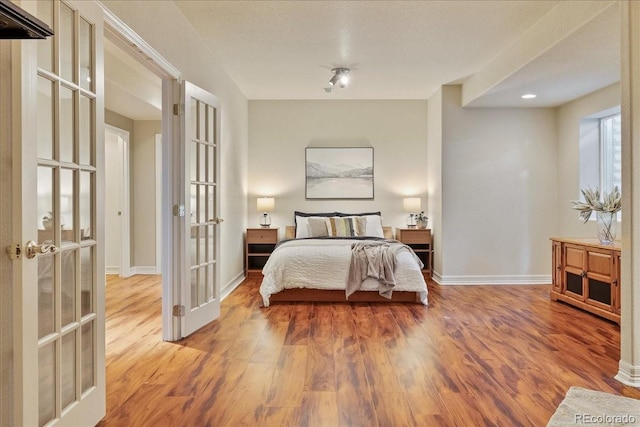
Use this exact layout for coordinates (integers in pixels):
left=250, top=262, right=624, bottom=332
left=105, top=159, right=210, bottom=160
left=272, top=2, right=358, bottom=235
left=294, top=211, right=338, bottom=238
left=328, top=217, right=359, bottom=237
left=335, top=212, right=384, bottom=238
left=307, top=217, right=329, bottom=237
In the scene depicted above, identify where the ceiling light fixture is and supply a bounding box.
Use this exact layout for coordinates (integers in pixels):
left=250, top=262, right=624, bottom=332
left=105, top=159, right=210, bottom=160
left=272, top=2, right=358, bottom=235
left=521, top=93, right=537, bottom=99
left=329, top=67, right=350, bottom=88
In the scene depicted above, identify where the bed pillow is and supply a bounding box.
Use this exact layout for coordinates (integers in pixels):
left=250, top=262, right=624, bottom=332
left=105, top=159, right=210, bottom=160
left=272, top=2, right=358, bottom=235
left=294, top=211, right=338, bottom=238
left=335, top=212, right=384, bottom=238
left=294, top=211, right=384, bottom=238
left=326, top=216, right=365, bottom=237
left=307, top=217, right=329, bottom=237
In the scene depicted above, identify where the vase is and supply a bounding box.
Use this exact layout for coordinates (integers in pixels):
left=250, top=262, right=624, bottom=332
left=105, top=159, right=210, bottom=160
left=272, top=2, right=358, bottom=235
left=596, top=211, right=617, bottom=244
left=416, top=219, right=427, bottom=229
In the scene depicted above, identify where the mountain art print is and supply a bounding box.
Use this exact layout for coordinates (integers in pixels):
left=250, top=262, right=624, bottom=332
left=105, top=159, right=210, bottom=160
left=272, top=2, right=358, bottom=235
left=305, top=147, right=374, bottom=199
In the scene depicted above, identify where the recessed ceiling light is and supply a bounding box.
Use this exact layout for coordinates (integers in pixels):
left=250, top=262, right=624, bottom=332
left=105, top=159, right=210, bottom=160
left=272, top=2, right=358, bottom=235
left=522, top=93, right=537, bottom=99
left=329, top=67, right=350, bottom=88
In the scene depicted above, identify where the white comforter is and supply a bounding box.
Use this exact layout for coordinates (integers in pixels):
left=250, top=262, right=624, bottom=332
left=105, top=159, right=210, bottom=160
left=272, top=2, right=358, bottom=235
left=260, top=238, right=428, bottom=307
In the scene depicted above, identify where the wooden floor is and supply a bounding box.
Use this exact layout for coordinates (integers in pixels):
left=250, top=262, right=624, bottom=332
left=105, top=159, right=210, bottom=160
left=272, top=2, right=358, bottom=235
left=98, top=275, right=640, bottom=426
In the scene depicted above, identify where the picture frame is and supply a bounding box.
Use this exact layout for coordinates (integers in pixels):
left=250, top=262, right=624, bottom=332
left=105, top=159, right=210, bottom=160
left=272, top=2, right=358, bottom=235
left=305, top=147, right=374, bottom=199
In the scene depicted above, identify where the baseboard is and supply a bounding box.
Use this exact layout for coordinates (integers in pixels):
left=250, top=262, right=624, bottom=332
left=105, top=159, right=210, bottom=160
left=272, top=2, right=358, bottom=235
left=105, top=266, right=119, bottom=275
left=129, top=266, right=159, bottom=275
left=432, top=273, right=551, bottom=285
left=221, top=271, right=246, bottom=300
left=615, top=360, right=640, bottom=387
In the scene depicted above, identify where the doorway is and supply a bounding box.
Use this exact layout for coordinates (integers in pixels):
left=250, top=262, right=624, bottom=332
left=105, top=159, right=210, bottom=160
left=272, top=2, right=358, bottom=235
left=104, top=125, right=130, bottom=277
left=103, top=9, right=180, bottom=341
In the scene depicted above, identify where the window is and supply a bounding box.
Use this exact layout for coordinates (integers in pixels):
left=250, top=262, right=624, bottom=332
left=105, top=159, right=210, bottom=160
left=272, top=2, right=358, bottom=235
left=578, top=108, right=621, bottom=221
left=600, top=113, right=621, bottom=194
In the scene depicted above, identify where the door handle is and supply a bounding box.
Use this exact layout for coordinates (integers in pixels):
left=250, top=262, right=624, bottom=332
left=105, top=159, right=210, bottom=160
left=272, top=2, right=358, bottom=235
left=208, top=217, right=224, bottom=224
left=25, top=240, right=58, bottom=259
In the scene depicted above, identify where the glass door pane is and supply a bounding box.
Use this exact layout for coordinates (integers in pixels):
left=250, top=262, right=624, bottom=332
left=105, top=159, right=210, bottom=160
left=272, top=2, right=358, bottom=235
left=181, top=81, right=221, bottom=337
left=31, top=1, right=101, bottom=424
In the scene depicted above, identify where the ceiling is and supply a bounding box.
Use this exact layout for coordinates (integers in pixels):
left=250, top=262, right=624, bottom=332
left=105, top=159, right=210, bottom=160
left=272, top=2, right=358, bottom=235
left=105, top=0, right=620, bottom=117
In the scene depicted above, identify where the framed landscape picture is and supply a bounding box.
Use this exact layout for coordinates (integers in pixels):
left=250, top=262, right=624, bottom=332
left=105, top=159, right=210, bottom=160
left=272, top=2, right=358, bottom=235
left=305, top=147, right=374, bottom=199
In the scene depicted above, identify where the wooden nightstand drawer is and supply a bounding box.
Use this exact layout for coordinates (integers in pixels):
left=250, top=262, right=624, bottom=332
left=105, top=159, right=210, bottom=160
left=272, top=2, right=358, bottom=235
left=397, top=228, right=430, bottom=244
left=247, top=228, right=278, bottom=243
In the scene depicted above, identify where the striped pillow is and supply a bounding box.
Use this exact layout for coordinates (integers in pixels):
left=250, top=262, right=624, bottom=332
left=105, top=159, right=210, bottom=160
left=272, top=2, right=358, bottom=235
left=328, top=216, right=366, bottom=237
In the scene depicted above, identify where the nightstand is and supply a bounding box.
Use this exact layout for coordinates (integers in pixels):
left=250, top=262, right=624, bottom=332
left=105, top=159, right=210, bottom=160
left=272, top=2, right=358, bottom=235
left=396, top=228, right=433, bottom=278
left=245, top=228, right=278, bottom=275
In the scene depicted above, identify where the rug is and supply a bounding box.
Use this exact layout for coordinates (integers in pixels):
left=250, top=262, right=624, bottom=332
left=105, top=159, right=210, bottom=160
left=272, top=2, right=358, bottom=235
left=547, top=387, right=640, bottom=426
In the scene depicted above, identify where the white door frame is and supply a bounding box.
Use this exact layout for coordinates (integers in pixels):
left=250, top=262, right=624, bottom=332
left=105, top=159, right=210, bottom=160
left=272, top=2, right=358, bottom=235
left=104, top=124, right=130, bottom=277
left=102, top=6, right=182, bottom=341
left=155, top=133, right=162, bottom=274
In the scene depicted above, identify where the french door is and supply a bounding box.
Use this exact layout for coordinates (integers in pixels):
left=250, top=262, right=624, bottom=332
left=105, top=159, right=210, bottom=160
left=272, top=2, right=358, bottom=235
left=180, top=81, right=222, bottom=336
left=13, top=1, right=105, bottom=425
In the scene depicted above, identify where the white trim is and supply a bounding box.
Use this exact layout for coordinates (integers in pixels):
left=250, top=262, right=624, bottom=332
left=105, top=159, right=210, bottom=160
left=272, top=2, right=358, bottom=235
left=163, top=79, right=180, bottom=341
left=221, top=272, right=246, bottom=301
left=105, top=267, right=120, bottom=275
left=100, top=4, right=180, bottom=80
left=433, top=273, right=551, bottom=285
left=104, top=124, right=131, bottom=278
left=615, top=361, right=640, bottom=387
left=129, top=266, right=160, bottom=275
left=155, top=134, right=162, bottom=274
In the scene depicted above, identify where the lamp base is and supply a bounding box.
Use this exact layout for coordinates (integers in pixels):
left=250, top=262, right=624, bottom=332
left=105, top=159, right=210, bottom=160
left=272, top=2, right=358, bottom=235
left=406, top=225, right=416, bottom=229
left=259, top=213, right=271, bottom=228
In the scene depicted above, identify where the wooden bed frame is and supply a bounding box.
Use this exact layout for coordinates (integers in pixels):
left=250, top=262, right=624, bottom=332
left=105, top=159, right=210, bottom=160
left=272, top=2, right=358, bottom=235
left=265, top=225, right=424, bottom=304
left=268, top=288, right=423, bottom=303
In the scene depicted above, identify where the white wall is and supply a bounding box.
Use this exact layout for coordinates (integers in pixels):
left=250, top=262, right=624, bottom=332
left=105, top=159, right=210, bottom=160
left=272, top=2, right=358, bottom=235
left=248, top=100, right=428, bottom=236
left=101, top=0, right=249, bottom=287
left=437, top=85, right=558, bottom=282
left=556, top=83, right=620, bottom=238
left=427, top=88, right=443, bottom=274
left=131, top=120, right=161, bottom=269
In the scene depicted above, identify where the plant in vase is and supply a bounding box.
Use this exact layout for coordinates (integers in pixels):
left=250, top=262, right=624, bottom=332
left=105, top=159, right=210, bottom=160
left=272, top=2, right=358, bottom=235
left=571, top=186, right=621, bottom=244
left=415, top=211, right=428, bottom=229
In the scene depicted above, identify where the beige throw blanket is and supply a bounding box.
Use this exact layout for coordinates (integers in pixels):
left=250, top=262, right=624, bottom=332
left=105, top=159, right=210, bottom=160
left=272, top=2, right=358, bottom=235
left=347, top=240, right=413, bottom=299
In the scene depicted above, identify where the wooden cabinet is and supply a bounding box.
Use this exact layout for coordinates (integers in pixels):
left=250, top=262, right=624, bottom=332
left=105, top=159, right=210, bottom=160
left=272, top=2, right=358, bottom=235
left=245, top=228, right=278, bottom=275
left=550, top=237, right=620, bottom=324
left=396, top=228, right=433, bottom=278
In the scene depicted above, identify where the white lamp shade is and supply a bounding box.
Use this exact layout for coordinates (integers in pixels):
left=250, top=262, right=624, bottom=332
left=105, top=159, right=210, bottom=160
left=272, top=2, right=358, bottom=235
left=403, top=197, right=421, bottom=213
left=257, top=197, right=275, bottom=213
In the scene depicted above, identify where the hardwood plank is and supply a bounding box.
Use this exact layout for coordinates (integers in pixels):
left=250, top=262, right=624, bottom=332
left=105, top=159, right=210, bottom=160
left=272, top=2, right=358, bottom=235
left=283, top=303, right=312, bottom=345
left=305, top=340, right=336, bottom=392
left=371, top=391, right=418, bottom=427
left=260, top=406, right=302, bottom=427
left=265, top=345, right=308, bottom=407
left=204, top=362, right=274, bottom=426
left=299, top=391, right=340, bottom=427
left=98, top=275, right=640, bottom=427
left=359, top=340, right=403, bottom=392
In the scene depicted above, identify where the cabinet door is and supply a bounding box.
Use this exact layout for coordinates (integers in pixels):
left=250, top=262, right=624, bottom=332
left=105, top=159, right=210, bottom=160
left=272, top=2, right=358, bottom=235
left=552, top=241, right=562, bottom=292
left=585, top=249, right=615, bottom=311
left=614, top=253, right=621, bottom=315
left=563, top=245, right=585, bottom=300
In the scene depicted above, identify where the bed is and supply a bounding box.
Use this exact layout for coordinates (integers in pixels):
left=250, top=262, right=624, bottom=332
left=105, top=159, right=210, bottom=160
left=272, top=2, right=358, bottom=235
left=259, top=211, right=429, bottom=307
